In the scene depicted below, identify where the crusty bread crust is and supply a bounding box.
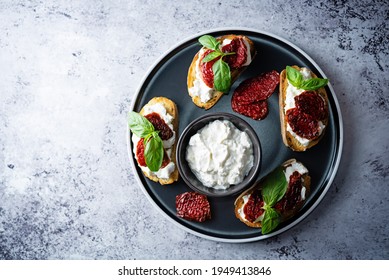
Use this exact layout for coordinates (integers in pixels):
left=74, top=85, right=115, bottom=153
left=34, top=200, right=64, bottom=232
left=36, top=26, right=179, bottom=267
left=187, top=34, right=256, bottom=110
left=234, top=159, right=311, bottom=228
left=138, top=97, right=179, bottom=185
left=279, top=66, right=329, bottom=152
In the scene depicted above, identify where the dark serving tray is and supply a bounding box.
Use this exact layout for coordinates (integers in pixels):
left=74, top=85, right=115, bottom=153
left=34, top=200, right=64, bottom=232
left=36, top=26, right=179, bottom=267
left=127, top=28, right=343, bottom=242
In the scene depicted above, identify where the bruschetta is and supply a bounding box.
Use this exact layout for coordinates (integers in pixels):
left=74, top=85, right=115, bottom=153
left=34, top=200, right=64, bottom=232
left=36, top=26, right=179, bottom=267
left=279, top=65, right=329, bottom=151
left=187, top=34, right=256, bottom=109
left=234, top=159, right=311, bottom=233
left=129, top=97, right=179, bottom=185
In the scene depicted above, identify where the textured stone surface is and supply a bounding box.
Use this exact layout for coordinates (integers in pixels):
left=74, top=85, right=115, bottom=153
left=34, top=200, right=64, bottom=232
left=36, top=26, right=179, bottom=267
left=0, top=0, right=388, bottom=259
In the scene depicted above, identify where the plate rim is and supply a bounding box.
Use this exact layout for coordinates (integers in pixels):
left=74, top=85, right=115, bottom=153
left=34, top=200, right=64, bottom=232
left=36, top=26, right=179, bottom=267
left=126, top=27, right=344, bottom=243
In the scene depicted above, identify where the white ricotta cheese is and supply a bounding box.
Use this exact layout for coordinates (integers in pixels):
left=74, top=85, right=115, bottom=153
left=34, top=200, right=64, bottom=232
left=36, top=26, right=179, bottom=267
left=237, top=194, right=250, bottom=221
left=186, top=120, right=254, bottom=189
left=188, top=47, right=215, bottom=103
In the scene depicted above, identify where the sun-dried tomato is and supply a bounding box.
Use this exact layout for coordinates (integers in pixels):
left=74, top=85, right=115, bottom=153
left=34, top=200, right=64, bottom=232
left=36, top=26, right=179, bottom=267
left=274, top=171, right=303, bottom=214
left=286, top=108, right=320, bottom=140
left=136, top=139, right=147, bottom=167
left=232, top=99, right=269, bottom=120
left=233, top=71, right=280, bottom=104
left=145, top=112, right=173, bottom=140
left=231, top=71, right=279, bottom=120
left=222, top=37, right=247, bottom=69
left=295, top=91, right=327, bottom=121
left=243, top=189, right=265, bottom=223
left=199, top=49, right=217, bottom=88
left=176, top=192, right=211, bottom=222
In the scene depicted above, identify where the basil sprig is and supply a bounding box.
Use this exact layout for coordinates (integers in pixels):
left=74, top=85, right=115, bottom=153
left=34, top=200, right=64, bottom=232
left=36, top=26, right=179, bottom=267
left=286, top=66, right=328, bottom=91
left=261, top=207, right=280, bottom=235
left=260, top=167, right=287, bottom=235
left=128, top=112, right=164, bottom=172
left=198, top=35, right=235, bottom=93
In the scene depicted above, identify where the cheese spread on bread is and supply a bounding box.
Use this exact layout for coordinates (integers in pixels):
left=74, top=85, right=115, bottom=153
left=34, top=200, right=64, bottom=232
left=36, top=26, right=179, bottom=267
left=284, top=68, right=326, bottom=147
left=236, top=161, right=308, bottom=222
left=132, top=103, right=176, bottom=179
left=284, top=161, right=308, bottom=200
left=189, top=47, right=214, bottom=103
left=189, top=38, right=253, bottom=103
left=237, top=194, right=265, bottom=223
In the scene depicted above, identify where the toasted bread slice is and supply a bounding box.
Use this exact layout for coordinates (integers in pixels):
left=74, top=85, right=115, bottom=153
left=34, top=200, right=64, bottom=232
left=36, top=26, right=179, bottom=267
left=137, top=97, right=179, bottom=185
left=234, top=159, right=311, bottom=228
left=187, top=34, right=256, bottom=110
left=279, top=66, right=329, bottom=151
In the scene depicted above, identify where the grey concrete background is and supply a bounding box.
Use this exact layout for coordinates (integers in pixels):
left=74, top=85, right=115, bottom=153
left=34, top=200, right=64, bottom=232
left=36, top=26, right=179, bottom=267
left=0, top=0, right=388, bottom=259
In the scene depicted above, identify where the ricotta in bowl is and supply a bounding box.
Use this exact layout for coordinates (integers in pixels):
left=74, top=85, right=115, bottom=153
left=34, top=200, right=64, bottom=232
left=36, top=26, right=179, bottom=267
left=186, top=119, right=254, bottom=189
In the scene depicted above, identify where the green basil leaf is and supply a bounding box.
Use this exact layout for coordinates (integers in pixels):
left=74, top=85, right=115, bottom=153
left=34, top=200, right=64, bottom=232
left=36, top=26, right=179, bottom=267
left=261, top=167, right=287, bottom=207
left=202, top=51, right=222, bottom=63
left=286, top=66, right=303, bottom=88
left=300, top=77, right=328, bottom=90
left=261, top=207, right=280, bottom=235
left=198, top=35, right=220, bottom=50
left=128, top=112, right=155, bottom=138
left=212, top=59, right=231, bottom=93
left=144, top=134, right=164, bottom=172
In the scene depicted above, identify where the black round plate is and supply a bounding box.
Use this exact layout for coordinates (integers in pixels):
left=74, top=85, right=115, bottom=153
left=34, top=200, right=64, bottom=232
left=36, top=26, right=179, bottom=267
left=127, top=28, right=343, bottom=242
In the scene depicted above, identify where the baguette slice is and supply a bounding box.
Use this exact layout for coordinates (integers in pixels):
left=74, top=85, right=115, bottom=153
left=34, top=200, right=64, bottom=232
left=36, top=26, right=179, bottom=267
left=234, top=159, right=311, bottom=228
left=279, top=66, right=329, bottom=151
left=137, top=97, right=179, bottom=185
left=187, top=34, right=256, bottom=110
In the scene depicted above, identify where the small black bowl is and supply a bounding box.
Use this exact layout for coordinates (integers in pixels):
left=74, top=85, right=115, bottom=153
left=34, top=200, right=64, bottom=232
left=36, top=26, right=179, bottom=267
left=176, top=112, right=261, bottom=197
